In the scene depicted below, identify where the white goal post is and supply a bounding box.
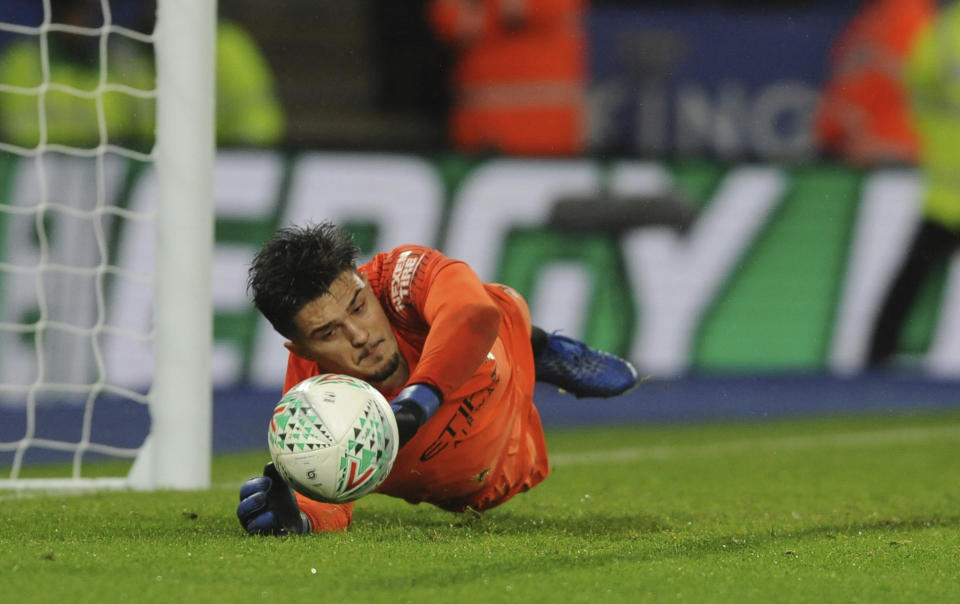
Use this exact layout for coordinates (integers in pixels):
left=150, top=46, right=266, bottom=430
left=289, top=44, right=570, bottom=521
left=0, top=0, right=215, bottom=491
left=137, top=0, right=215, bottom=490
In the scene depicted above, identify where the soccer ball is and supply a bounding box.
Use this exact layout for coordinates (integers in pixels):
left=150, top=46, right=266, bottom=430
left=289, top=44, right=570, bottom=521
left=267, top=374, right=398, bottom=503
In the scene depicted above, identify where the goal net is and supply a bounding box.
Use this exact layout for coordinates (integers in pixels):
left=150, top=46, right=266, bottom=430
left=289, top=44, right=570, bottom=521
left=0, top=0, right=214, bottom=491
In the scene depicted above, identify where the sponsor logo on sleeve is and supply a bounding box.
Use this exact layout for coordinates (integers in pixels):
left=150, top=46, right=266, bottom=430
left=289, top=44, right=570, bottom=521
left=390, top=250, right=424, bottom=312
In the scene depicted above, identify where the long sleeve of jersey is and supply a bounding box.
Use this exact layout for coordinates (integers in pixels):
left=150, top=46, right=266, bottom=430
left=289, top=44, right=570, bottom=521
left=405, top=261, right=501, bottom=399
left=295, top=494, right=353, bottom=533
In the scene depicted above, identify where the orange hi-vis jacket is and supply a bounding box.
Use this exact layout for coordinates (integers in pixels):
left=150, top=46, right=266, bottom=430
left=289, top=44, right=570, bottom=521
left=283, top=246, right=549, bottom=532
left=815, top=0, right=935, bottom=165
left=429, top=0, right=587, bottom=156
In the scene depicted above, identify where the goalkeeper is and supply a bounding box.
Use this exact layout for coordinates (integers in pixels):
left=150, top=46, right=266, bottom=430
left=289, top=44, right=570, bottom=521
left=237, top=222, right=638, bottom=534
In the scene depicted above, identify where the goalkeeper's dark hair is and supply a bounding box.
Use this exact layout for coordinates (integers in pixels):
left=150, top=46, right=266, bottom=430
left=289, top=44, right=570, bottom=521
left=247, top=222, right=360, bottom=340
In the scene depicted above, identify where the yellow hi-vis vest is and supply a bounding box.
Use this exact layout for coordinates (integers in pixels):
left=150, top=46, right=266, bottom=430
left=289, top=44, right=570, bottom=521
left=907, top=1, right=960, bottom=229
left=0, top=20, right=284, bottom=149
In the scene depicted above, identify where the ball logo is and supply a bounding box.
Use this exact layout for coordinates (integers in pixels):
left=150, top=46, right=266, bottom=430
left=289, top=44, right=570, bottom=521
left=335, top=405, right=389, bottom=496
left=307, top=469, right=316, bottom=479
left=344, top=459, right=375, bottom=492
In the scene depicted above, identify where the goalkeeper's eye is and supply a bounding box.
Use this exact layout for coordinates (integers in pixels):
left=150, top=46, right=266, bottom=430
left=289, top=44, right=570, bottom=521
left=352, top=302, right=365, bottom=315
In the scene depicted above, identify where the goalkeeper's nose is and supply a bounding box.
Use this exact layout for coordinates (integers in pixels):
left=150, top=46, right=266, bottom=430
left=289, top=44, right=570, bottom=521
left=344, top=319, right=370, bottom=348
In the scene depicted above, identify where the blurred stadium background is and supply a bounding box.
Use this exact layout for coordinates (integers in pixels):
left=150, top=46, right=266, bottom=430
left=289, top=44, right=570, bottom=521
left=1, top=0, right=958, bottom=460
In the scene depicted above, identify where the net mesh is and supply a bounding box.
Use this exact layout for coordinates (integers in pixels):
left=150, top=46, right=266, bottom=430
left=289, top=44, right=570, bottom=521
left=0, top=0, right=159, bottom=486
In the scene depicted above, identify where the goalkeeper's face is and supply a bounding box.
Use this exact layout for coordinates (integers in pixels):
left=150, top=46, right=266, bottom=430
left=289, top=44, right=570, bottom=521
left=284, top=270, right=408, bottom=389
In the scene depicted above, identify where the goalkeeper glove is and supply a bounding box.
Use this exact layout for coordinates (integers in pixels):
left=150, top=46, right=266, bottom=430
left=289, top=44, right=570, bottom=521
left=390, top=383, right=441, bottom=448
left=237, top=462, right=311, bottom=536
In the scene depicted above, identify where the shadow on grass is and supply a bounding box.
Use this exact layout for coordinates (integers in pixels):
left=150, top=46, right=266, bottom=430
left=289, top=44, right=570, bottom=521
left=335, top=509, right=960, bottom=591
left=759, top=512, right=960, bottom=544
left=360, top=501, right=960, bottom=538
left=355, top=502, right=675, bottom=536
left=360, top=502, right=957, bottom=546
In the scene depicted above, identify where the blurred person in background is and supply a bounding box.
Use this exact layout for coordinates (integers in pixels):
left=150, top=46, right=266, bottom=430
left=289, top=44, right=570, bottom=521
left=814, top=0, right=935, bottom=167
left=0, top=0, right=155, bottom=150
left=0, top=0, right=285, bottom=149
left=427, top=0, right=588, bottom=156
left=868, top=0, right=960, bottom=366
left=210, top=16, right=286, bottom=147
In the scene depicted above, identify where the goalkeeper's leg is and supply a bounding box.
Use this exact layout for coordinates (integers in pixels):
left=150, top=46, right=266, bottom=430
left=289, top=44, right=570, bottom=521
left=530, top=327, right=638, bottom=398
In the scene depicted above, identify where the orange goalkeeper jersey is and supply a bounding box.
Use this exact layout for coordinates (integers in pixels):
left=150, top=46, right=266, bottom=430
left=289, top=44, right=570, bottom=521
left=282, top=245, right=549, bottom=532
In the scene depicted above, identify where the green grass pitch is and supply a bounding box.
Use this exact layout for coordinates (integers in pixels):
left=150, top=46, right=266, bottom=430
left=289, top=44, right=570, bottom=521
left=2, top=410, right=959, bottom=603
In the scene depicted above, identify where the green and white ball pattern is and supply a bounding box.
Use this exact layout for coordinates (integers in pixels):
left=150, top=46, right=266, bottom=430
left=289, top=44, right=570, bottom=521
left=268, top=374, right=398, bottom=503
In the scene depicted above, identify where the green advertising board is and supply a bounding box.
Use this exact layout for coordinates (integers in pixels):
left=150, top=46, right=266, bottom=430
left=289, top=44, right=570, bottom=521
left=0, top=151, right=954, bottom=389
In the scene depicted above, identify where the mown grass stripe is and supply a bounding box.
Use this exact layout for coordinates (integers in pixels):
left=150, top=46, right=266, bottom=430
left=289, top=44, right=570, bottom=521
left=548, top=424, right=960, bottom=466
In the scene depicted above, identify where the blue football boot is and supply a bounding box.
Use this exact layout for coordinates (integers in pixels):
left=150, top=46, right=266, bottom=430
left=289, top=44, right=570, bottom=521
left=534, top=333, right=639, bottom=398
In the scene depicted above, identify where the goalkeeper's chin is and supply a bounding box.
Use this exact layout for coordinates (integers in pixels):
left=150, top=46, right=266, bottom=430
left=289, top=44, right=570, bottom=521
left=365, top=351, right=402, bottom=384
